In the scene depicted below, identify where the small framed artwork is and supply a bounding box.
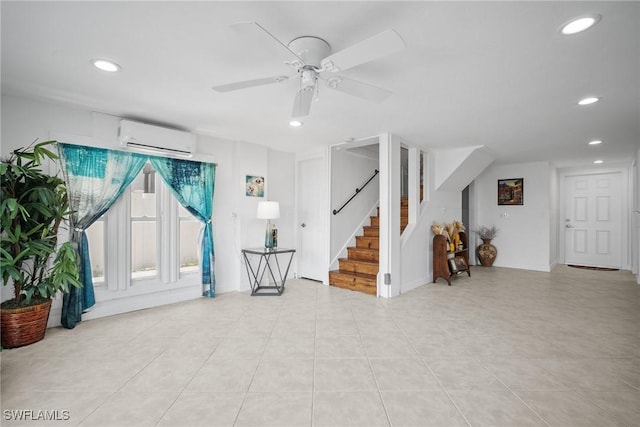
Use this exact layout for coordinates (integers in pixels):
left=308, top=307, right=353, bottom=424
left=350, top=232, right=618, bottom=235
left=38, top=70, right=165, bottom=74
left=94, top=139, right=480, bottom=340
left=498, top=178, right=523, bottom=205
left=245, top=175, right=265, bottom=197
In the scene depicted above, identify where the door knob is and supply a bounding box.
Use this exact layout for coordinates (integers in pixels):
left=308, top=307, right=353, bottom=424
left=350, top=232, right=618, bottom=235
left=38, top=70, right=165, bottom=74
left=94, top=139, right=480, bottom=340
left=565, top=224, right=574, bottom=229
left=300, top=223, right=306, bottom=228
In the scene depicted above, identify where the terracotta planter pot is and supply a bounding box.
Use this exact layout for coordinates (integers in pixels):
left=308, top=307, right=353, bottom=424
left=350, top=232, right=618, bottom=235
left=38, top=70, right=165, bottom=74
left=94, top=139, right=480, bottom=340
left=477, top=239, right=497, bottom=267
left=1, top=299, right=52, bottom=348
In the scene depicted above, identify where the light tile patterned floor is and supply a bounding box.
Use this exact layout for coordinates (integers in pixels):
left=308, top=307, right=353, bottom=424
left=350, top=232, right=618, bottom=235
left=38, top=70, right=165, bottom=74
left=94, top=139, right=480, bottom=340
left=1, top=265, right=638, bottom=426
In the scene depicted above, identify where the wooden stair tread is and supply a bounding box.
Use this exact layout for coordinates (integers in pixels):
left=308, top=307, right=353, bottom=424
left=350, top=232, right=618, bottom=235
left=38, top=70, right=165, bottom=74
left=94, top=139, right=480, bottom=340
left=347, top=246, right=377, bottom=253
left=347, top=247, right=379, bottom=262
left=338, top=257, right=377, bottom=266
left=329, top=270, right=377, bottom=280
left=356, top=236, right=379, bottom=249
left=329, top=270, right=377, bottom=295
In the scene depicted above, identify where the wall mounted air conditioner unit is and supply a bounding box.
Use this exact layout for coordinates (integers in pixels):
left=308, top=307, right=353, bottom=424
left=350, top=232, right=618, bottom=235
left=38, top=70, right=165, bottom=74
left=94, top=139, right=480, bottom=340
left=119, top=119, right=196, bottom=158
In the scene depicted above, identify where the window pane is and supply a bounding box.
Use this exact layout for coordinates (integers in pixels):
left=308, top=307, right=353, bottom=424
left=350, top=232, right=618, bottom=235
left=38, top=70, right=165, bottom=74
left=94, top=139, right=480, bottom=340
left=180, top=217, right=200, bottom=274
left=178, top=203, right=191, bottom=218
left=177, top=199, right=200, bottom=274
left=86, top=220, right=105, bottom=284
left=131, top=220, right=157, bottom=278
left=131, top=163, right=157, bottom=280
left=420, top=151, right=424, bottom=202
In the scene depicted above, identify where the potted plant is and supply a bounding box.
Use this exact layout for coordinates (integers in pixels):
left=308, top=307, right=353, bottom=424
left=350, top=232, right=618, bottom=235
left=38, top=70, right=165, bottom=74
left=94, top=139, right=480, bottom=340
left=1, top=140, right=81, bottom=348
left=474, top=225, right=499, bottom=267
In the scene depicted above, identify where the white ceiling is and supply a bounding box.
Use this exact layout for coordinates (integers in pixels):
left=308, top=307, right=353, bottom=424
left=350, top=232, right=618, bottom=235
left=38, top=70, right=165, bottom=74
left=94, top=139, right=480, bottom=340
left=2, top=1, right=638, bottom=167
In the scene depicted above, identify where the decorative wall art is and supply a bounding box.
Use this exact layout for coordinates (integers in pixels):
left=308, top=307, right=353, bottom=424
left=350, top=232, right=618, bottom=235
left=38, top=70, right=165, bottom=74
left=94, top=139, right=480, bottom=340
left=245, top=175, right=265, bottom=197
left=498, top=178, right=523, bottom=205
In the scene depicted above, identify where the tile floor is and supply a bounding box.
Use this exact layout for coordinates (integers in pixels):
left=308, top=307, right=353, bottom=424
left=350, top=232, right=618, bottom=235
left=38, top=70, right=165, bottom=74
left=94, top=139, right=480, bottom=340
left=1, top=265, right=638, bottom=426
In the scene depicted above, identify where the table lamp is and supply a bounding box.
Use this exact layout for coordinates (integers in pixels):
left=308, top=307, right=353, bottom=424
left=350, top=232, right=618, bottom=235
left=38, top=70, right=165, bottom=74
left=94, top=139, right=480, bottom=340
left=256, top=201, right=280, bottom=249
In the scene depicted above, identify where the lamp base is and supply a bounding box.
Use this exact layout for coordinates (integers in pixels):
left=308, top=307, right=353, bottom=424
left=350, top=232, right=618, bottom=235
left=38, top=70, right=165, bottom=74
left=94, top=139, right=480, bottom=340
left=264, top=223, right=274, bottom=249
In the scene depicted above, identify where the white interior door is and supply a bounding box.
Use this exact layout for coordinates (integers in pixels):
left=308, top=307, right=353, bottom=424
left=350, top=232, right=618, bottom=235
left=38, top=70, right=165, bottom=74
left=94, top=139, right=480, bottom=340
left=297, top=157, right=326, bottom=282
left=564, top=172, right=622, bottom=268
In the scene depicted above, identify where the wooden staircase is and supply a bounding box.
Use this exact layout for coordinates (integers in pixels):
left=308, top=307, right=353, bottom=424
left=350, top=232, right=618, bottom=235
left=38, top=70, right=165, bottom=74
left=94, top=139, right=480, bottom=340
left=328, top=198, right=409, bottom=295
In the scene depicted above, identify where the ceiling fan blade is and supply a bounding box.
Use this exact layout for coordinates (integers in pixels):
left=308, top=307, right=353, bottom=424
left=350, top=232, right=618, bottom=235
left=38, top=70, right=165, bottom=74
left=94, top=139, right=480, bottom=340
left=292, top=87, right=314, bottom=118
left=230, top=21, right=303, bottom=64
left=325, top=76, right=392, bottom=103
left=212, top=75, right=289, bottom=93
left=320, top=29, right=405, bottom=72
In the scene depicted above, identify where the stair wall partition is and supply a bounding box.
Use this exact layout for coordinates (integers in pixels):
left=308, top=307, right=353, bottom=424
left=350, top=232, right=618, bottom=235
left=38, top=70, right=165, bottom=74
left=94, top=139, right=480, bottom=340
left=330, top=146, right=380, bottom=265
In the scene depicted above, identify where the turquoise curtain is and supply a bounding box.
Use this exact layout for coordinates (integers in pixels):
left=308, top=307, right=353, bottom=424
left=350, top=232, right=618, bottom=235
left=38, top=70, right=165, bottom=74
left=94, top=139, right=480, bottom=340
left=150, top=156, right=216, bottom=297
left=58, top=143, right=147, bottom=329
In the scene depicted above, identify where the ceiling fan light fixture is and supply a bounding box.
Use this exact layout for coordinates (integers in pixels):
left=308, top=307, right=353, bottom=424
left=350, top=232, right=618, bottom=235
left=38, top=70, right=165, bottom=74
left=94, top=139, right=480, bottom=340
left=578, top=96, right=600, bottom=106
left=560, top=15, right=600, bottom=35
left=300, top=69, right=318, bottom=89
left=221, top=22, right=405, bottom=123
left=91, top=58, right=121, bottom=72
left=289, top=120, right=303, bottom=127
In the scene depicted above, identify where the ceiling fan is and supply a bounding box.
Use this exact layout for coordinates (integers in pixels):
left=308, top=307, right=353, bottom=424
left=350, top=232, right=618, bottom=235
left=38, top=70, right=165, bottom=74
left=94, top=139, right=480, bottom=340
left=212, top=22, right=406, bottom=120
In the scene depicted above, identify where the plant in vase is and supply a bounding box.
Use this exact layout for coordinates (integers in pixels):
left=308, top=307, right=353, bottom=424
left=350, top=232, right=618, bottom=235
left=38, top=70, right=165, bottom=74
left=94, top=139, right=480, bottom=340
left=1, top=141, right=81, bottom=348
left=474, top=225, right=499, bottom=267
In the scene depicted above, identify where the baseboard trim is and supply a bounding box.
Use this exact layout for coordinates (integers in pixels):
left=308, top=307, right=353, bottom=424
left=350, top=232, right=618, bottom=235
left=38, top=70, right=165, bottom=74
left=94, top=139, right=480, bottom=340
left=47, top=285, right=202, bottom=328
left=401, top=276, right=430, bottom=294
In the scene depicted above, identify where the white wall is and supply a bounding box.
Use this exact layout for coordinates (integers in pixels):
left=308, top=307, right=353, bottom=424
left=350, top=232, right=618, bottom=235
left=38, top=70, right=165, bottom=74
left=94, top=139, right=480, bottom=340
left=329, top=146, right=379, bottom=266
left=1, top=95, right=296, bottom=318
left=400, top=208, right=431, bottom=292
left=549, top=165, right=559, bottom=268
left=267, top=149, right=296, bottom=250
left=474, top=161, right=552, bottom=272
left=635, top=148, right=640, bottom=284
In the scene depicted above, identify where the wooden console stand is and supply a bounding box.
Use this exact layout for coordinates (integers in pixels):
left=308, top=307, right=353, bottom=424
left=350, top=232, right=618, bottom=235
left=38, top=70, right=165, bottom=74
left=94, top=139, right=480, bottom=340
left=433, top=231, right=470, bottom=285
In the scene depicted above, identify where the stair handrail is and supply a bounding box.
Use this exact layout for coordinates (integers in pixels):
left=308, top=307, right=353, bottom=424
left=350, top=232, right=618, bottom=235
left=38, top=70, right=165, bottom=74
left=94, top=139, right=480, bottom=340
left=332, top=169, right=379, bottom=215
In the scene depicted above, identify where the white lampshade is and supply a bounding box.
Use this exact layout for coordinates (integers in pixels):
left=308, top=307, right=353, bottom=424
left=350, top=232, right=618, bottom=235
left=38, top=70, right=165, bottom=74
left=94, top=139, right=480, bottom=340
left=256, top=201, right=280, bottom=220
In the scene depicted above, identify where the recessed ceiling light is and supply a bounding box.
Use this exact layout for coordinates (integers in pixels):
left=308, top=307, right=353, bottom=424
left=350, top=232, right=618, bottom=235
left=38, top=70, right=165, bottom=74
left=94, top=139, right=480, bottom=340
left=588, top=140, right=603, bottom=145
left=91, top=59, right=121, bottom=72
left=289, top=120, right=303, bottom=127
left=561, top=15, right=600, bottom=35
left=593, top=160, right=604, bottom=164
left=578, top=96, right=600, bottom=106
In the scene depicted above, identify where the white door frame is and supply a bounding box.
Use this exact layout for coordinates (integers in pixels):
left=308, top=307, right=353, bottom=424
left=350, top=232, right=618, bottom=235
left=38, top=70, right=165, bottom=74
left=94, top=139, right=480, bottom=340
left=558, top=165, right=630, bottom=269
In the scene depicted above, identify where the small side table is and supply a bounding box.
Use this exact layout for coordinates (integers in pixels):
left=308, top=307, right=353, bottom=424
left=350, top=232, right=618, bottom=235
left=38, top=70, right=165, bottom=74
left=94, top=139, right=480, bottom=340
left=242, top=247, right=296, bottom=296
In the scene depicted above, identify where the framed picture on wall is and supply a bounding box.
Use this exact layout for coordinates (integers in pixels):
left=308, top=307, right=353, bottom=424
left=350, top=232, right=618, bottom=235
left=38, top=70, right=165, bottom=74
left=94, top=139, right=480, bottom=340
left=245, top=175, right=265, bottom=197
left=498, top=178, right=523, bottom=205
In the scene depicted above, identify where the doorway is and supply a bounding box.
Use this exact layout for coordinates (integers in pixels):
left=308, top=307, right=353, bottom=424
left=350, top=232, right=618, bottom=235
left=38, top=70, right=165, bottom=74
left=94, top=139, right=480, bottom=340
left=296, top=156, right=327, bottom=282
left=563, top=172, right=624, bottom=268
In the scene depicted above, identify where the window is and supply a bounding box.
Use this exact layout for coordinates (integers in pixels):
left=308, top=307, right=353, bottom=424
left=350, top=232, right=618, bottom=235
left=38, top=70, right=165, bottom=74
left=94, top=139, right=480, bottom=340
left=86, top=218, right=105, bottom=284
left=179, top=204, right=200, bottom=274
left=87, top=161, right=200, bottom=295
left=130, top=164, right=158, bottom=280
left=420, top=150, right=425, bottom=202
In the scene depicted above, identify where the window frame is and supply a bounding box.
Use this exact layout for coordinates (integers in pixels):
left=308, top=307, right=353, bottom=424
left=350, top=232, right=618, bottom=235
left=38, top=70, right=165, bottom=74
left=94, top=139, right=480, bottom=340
left=92, top=169, right=200, bottom=301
